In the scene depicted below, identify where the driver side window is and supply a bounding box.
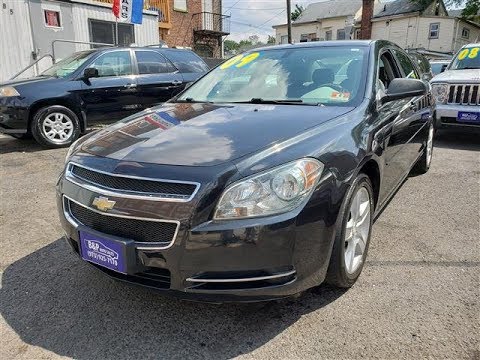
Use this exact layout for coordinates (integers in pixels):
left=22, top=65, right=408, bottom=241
left=377, top=52, right=401, bottom=98
left=89, top=51, right=133, bottom=77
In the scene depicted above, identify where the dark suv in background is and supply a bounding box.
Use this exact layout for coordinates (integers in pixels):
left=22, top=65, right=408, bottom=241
left=0, top=47, right=209, bottom=147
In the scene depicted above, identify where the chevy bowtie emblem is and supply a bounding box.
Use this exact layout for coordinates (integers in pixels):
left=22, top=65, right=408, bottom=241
left=92, top=196, right=116, bottom=212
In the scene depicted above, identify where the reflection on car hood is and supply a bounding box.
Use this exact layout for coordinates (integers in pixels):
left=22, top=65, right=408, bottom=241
left=431, top=69, right=480, bottom=83
left=0, top=76, right=58, bottom=88
left=79, top=102, right=354, bottom=166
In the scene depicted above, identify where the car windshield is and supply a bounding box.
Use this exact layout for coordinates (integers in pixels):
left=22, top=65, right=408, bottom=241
left=176, top=46, right=369, bottom=106
left=449, top=46, right=480, bottom=70
left=41, top=51, right=94, bottom=78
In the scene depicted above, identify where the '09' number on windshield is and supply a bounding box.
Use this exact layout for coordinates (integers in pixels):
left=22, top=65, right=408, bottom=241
left=220, top=52, right=261, bottom=70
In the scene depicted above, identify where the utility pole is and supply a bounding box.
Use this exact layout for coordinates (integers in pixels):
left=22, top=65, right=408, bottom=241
left=287, top=0, right=292, bottom=43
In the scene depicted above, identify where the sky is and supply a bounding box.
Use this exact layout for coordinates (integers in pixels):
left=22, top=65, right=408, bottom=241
left=222, top=0, right=321, bottom=42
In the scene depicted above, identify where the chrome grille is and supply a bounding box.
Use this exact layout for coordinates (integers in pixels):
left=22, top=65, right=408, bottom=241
left=447, top=84, right=480, bottom=105
left=64, top=197, right=179, bottom=247
left=66, top=163, right=199, bottom=201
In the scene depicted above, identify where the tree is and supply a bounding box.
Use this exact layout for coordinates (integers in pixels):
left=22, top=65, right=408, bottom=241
left=267, top=35, right=276, bottom=44
left=291, top=4, right=305, bottom=21
left=224, top=39, right=240, bottom=52
left=248, top=35, right=260, bottom=45
left=461, top=0, right=479, bottom=17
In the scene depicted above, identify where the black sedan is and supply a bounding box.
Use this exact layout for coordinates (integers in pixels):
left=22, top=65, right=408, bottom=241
left=57, top=40, right=434, bottom=302
left=0, top=47, right=209, bottom=147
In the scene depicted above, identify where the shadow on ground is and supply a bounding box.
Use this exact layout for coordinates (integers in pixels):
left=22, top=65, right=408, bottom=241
left=0, top=239, right=345, bottom=359
left=434, top=129, right=480, bottom=151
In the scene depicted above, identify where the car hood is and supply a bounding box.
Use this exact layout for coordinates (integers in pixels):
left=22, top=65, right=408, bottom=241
left=1, top=76, right=60, bottom=88
left=79, top=102, right=354, bottom=167
left=431, top=69, right=480, bottom=83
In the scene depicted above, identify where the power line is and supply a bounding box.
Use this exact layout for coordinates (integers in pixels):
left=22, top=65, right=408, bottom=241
left=224, top=0, right=242, bottom=11
left=230, top=6, right=285, bottom=10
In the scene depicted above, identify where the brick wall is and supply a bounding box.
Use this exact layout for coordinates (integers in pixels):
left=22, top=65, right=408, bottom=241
left=162, top=0, right=202, bottom=48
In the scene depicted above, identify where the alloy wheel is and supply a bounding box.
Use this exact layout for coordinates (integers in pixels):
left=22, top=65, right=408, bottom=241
left=344, top=186, right=371, bottom=274
left=42, top=112, right=74, bottom=144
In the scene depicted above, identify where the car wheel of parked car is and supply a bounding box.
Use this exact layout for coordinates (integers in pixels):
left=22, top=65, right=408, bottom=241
left=411, top=122, right=434, bottom=175
left=31, top=105, right=80, bottom=148
left=326, top=173, right=374, bottom=288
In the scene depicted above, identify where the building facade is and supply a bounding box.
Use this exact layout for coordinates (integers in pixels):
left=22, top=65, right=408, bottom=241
left=158, top=0, right=230, bottom=58
left=371, top=0, right=480, bottom=57
left=0, top=0, right=160, bottom=81
left=272, top=0, right=479, bottom=58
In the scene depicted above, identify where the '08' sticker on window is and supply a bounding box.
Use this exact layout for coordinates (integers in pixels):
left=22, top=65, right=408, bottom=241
left=458, top=47, right=479, bottom=60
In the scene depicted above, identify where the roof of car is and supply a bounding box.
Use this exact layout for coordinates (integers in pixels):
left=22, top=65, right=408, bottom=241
left=92, top=46, right=194, bottom=53
left=253, top=40, right=375, bottom=52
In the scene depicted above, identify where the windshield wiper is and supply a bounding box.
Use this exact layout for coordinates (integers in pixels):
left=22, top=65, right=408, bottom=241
left=175, top=97, right=213, bottom=104
left=232, top=98, right=322, bottom=106
left=458, top=67, right=480, bottom=70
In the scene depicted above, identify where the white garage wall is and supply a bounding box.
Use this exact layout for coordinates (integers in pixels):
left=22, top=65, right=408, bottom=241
left=71, top=1, right=159, bottom=52
left=0, top=0, right=35, bottom=81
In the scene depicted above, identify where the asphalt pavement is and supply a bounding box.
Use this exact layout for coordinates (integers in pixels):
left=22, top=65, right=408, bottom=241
left=0, top=130, right=479, bottom=359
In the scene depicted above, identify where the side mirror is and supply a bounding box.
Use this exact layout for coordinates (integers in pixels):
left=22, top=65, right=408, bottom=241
left=382, top=78, right=427, bottom=104
left=83, top=67, right=99, bottom=79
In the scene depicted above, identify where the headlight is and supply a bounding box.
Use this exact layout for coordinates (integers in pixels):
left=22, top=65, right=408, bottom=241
left=0, top=86, right=20, bottom=97
left=214, top=158, right=324, bottom=220
left=431, top=83, right=449, bottom=104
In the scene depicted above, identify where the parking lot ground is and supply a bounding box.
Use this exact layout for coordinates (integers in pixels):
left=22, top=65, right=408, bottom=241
left=0, top=131, right=479, bottom=360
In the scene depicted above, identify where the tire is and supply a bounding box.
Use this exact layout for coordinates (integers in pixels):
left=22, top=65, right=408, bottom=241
left=31, top=105, right=80, bottom=148
left=411, top=122, right=434, bottom=175
left=326, top=173, right=374, bottom=288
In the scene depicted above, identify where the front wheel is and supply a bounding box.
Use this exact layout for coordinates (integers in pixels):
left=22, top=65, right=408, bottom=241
left=326, top=174, right=374, bottom=288
left=31, top=105, right=80, bottom=148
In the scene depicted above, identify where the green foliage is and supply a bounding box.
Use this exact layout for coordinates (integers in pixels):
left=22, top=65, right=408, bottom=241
left=267, top=35, right=276, bottom=44
left=461, top=0, right=479, bottom=17
left=224, top=40, right=240, bottom=52
left=291, top=4, right=305, bottom=21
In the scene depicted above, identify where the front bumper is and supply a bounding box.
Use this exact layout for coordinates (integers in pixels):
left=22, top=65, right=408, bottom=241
left=0, top=97, right=29, bottom=134
left=435, top=104, right=480, bottom=129
left=56, top=160, right=343, bottom=303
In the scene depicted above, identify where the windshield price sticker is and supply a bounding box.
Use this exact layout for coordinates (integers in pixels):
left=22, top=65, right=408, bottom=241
left=220, top=52, right=261, bottom=70
left=458, top=47, right=479, bottom=60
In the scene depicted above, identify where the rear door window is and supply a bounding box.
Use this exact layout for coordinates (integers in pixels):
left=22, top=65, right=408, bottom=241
left=162, top=50, right=209, bottom=73
left=134, top=50, right=176, bottom=74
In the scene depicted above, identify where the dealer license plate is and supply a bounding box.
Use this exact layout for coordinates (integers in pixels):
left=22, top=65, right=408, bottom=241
left=457, top=112, right=480, bottom=123
left=79, top=231, right=127, bottom=273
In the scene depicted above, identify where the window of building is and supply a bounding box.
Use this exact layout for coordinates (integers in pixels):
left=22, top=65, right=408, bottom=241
left=89, top=19, right=134, bottom=47
left=174, top=0, right=187, bottom=12
left=337, top=29, right=346, bottom=40
left=325, top=30, right=332, bottom=41
left=429, top=23, right=439, bottom=39
left=355, top=28, right=361, bottom=39
left=461, top=27, right=470, bottom=39
left=89, top=51, right=133, bottom=77
left=281, top=35, right=288, bottom=44
left=44, top=10, right=61, bottom=28
left=300, top=33, right=317, bottom=42
left=135, top=50, right=176, bottom=74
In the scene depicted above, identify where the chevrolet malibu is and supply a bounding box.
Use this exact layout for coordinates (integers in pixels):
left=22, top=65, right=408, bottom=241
left=57, top=40, right=434, bottom=302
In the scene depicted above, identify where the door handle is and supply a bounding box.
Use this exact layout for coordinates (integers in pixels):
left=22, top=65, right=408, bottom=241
left=171, top=80, right=182, bottom=85
left=124, top=83, right=137, bottom=89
